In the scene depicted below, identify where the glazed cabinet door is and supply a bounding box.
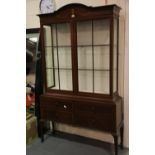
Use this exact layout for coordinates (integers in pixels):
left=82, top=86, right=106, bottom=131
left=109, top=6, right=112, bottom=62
left=43, top=23, right=73, bottom=91
left=77, top=19, right=110, bottom=94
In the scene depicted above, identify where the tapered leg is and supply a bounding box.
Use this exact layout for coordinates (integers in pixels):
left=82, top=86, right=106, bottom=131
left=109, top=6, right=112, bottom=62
left=37, top=118, right=41, bottom=137
left=120, top=124, right=124, bottom=149
left=113, top=135, right=118, bottom=155
left=52, top=121, right=55, bottom=134
left=40, top=119, right=44, bottom=142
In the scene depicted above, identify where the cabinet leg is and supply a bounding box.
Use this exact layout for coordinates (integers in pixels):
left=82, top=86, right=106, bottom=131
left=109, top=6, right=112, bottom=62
left=113, top=135, right=118, bottom=155
left=52, top=121, right=55, bottom=134
left=40, top=120, right=44, bottom=142
left=37, top=118, right=41, bottom=137
left=120, top=124, right=124, bottom=149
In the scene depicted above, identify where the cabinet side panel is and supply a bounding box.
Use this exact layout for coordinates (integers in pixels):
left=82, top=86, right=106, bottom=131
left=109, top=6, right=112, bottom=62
left=116, top=98, right=123, bottom=128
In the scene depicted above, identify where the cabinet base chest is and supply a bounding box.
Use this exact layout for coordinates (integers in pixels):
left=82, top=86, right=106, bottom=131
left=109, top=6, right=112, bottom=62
left=39, top=93, right=124, bottom=155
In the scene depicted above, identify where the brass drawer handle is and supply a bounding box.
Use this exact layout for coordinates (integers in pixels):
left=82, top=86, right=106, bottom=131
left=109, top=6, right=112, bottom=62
left=64, top=105, right=67, bottom=109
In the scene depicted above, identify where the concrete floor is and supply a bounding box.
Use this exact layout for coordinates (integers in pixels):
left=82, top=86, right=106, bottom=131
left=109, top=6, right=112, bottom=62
left=27, top=132, right=129, bottom=155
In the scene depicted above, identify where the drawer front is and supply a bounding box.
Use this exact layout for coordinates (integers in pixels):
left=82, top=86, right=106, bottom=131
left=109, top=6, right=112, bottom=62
left=40, top=99, right=73, bottom=124
left=75, top=102, right=113, bottom=113
left=40, top=101, right=57, bottom=120
left=74, top=102, right=115, bottom=131
left=93, top=114, right=114, bottom=131
left=56, top=102, right=73, bottom=112
left=40, top=101, right=57, bottom=109
left=75, top=102, right=95, bottom=111
left=41, top=109, right=56, bottom=120
left=74, top=102, right=94, bottom=127
left=40, top=96, right=115, bottom=132
left=55, top=111, right=73, bottom=124
left=55, top=101, right=73, bottom=124
left=75, top=114, right=93, bottom=127
left=94, top=104, right=113, bottom=114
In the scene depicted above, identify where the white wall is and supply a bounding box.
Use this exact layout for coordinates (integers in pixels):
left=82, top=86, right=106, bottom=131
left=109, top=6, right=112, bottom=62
left=26, top=0, right=40, bottom=28
left=124, top=0, right=129, bottom=148
left=26, top=0, right=129, bottom=148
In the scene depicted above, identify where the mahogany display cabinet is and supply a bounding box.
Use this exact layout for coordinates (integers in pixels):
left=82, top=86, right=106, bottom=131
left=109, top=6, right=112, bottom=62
left=38, top=3, right=124, bottom=155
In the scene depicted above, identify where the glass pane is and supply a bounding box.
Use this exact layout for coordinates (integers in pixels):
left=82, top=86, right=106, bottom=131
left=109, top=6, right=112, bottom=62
left=44, top=25, right=55, bottom=88
left=51, top=69, right=59, bottom=89
left=45, top=47, right=54, bottom=68
left=57, top=23, right=71, bottom=46
left=78, top=71, right=93, bottom=92
left=77, top=21, right=92, bottom=45
left=44, top=26, right=52, bottom=47
left=49, top=47, right=59, bottom=90
left=94, top=71, right=109, bottom=94
left=46, top=69, right=54, bottom=87
left=52, top=47, right=58, bottom=68
left=58, top=47, right=72, bottom=90
left=58, top=47, right=72, bottom=69
left=94, top=46, right=109, bottom=70
left=51, top=25, right=57, bottom=46
left=60, top=70, right=72, bottom=90
left=93, top=19, right=110, bottom=45
left=113, top=19, right=118, bottom=92
left=77, top=21, right=93, bottom=93
left=78, top=47, right=92, bottom=69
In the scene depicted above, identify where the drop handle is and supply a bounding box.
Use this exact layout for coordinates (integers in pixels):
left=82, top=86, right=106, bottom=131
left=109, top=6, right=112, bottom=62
left=71, top=9, right=76, bottom=18
left=63, top=105, right=67, bottom=109
left=71, top=14, right=75, bottom=18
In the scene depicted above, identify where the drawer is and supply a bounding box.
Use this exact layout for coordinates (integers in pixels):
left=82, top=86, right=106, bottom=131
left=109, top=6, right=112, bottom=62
left=74, top=102, right=114, bottom=131
left=75, top=102, right=95, bottom=112
left=56, top=102, right=73, bottom=112
left=55, top=102, right=73, bottom=124
left=55, top=111, right=73, bottom=124
left=93, top=115, right=114, bottom=131
left=41, top=109, right=56, bottom=120
left=40, top=100, right=73, bottom=124
left=94, top=105, right=114, bottom=114
left=40, top=101, right=57, bottom=109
